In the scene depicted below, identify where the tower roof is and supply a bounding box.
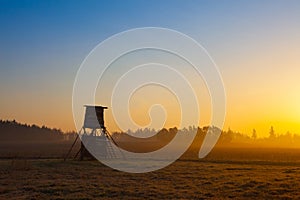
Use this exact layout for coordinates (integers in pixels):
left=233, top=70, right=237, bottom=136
left=84, top=105, right=108, bottom=109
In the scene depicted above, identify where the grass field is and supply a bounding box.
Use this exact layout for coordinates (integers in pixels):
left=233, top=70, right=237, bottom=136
left=1, top=147, right=300, bottom=199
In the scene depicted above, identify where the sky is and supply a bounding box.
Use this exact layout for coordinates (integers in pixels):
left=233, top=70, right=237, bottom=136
left=0, top=0, right=300, bottom=137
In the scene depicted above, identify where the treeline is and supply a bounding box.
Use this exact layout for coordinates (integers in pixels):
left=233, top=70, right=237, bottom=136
left=113, top=125, right=300, bottom=148
left=0, top=120, right=76, bottom=141
left=217, top=126, right=300, bottom=148
left=1, top=119, right=300, bottom=148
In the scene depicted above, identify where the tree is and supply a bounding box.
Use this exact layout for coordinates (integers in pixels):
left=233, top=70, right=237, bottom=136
left=221, top=128, right=234, bottom=143
left=269, top=126, right=275, bottom=139
left=252, top=129, right=257, bottom=140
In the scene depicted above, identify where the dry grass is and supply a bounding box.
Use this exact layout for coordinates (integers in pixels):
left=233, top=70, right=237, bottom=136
left=10, top=159, right=31, bottom=171
left=1, top=151, right=300, bottom=199
left=1, top=139, right=300, bottom=199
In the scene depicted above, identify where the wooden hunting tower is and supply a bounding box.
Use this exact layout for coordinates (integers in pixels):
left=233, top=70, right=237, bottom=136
left=65, top=105, right=119, bottom=161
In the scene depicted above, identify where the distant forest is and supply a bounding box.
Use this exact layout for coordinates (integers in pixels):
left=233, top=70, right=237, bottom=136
left=1, top=119, right=299, bottom=148
left=0, top=120, right=75, bottom=141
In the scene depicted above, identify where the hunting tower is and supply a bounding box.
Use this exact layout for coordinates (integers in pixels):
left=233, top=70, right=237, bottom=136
left=65, top=105, right=119, bottom=161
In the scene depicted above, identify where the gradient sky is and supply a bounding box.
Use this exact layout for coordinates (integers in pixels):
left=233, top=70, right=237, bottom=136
left=1, top=0, right=300, bottom=137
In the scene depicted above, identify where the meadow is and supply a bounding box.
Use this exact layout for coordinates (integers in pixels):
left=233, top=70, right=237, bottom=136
left=1, top=147, right=300, bottom=199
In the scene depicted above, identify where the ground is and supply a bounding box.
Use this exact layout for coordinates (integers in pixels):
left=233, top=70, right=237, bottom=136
left=1, top=150, right=300, bottom=199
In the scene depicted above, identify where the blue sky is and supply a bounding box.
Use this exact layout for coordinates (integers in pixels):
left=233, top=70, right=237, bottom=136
left=1, top=0, right=300, bottom=135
